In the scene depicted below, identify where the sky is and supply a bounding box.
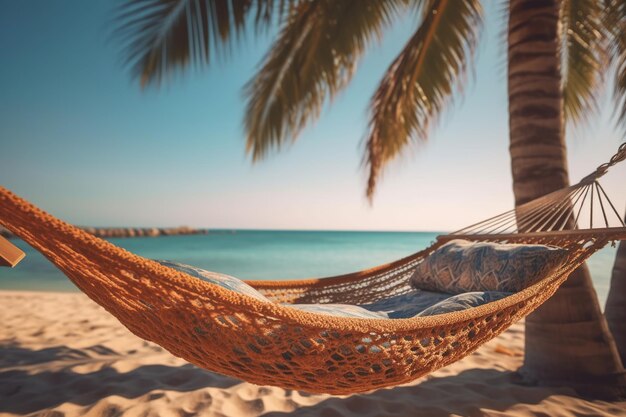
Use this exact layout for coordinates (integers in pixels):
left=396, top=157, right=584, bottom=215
left=0, top=1, right=624, bottom=232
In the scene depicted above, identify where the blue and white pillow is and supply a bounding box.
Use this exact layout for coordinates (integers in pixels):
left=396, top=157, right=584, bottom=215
left=160, top=261, right=386, bottom=318
left=289, top=303, right=387, bottom=319
left=410, top=239, right=568, bottom=293
left=359, top=290, right=451, bottom=319
left=159, top=261, right=510, bottom=319
left=417, top=291, right=511, bottom=317
left=158, top=260, right=271, bottom=302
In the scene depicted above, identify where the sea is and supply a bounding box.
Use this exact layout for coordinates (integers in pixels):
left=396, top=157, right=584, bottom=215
left=0, top=230, right=618, bottom=307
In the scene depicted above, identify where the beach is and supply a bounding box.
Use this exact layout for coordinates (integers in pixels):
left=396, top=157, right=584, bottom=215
left=3, top=0, right=626, bottom=415
left=2, top=290, right=624, bottom=417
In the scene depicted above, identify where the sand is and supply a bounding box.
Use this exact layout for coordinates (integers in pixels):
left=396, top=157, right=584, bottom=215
left=1, top=290, right=624, bottom=417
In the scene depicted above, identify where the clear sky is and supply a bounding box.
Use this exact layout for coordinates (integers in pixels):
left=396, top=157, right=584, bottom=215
left=1, top=1, right=624, bottom=232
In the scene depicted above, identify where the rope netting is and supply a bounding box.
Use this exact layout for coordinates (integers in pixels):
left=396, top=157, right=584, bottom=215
left=0, top=143, right=624, bottom=393
left=0, top=185, right=612, bottom=393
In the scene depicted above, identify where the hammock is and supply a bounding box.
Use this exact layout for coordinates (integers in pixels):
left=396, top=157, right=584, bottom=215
left=0, top=143, right=625, bottom=395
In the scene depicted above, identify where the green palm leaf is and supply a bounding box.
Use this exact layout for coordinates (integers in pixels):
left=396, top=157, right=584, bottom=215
left=115, top=0, right=288, bottom=87
left=561, top=0, right=605, bottom=124
left=604, top=0, right=626, bottom=127
left=364, top=0, right=482, bottom=200
left=244, top=0, right=407, bottom=161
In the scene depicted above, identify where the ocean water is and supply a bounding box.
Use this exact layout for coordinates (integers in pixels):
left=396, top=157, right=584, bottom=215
left=0, top=230, right=618, bottom=307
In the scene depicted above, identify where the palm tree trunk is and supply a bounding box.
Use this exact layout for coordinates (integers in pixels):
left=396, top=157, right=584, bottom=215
left=605, top=213, right=626, bottom=364
left=508, top=0, right=625, bottom=398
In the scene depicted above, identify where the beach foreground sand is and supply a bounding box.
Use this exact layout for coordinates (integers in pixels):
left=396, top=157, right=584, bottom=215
left=1, top=291, right=624, bottom=417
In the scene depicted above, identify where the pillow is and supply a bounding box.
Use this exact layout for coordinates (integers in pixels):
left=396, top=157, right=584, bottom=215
left=158, top=260, right=271, bottom=302
left=410, top=239, right=568, bottom=293
left=289, top=303, right=387, bottom=319
left=417, top=291, right=511, bottom=317
left=161, top=261, right=385, bottom=318
left=359, top=290, right=451, bottom=319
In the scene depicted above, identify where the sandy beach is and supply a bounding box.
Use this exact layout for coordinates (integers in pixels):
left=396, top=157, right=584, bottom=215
left=3, top=0, right=626, bottom=415
left=0, top=291, right=624, bottom=417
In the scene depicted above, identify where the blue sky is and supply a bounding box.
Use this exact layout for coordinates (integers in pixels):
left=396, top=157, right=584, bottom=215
left=1, top=1, right=624, bottom=231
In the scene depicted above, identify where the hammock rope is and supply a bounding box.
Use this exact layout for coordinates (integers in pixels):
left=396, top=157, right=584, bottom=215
left=451, top=144, right=626, bottom=238
left=0, top=143, right=625, bottom=394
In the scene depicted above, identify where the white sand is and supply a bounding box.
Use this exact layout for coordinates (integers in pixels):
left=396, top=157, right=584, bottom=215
left=1, top=290, right=624, bottom=417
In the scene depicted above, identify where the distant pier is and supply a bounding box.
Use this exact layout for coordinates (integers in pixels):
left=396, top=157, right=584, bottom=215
left=0, top=226, right=209, bottom=239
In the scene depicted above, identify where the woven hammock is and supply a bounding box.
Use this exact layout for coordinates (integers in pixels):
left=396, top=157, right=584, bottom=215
left=0, top=144, right=625, bottom=394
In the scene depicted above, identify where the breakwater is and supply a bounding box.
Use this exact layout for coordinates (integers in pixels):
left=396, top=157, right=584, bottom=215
left=0, top=226, right=208, bottom=239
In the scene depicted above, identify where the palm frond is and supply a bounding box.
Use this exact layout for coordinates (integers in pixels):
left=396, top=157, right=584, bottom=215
left=115, top=0, right=289, bottom=87
left=364, top=0, right=482, bottom=200
left=244, top=0, right=408, bottom=161
left=604, top=0, right=626, bottom=128
left=560, top=0, right=606, bottom=124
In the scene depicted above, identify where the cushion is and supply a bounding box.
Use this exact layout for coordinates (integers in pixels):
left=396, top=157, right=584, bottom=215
left=410, top=239, right=568, bottom=293
left=359, top=290, right=451, bottom=319
left=159, top=261, right=396, bottom=318
left=157, top=260, right=509, bottom=320
left=158, top=260, right=271, bottom=302
left=417, top=291, right=511, bottom=317
left=289, top=303, right=387, bottom=319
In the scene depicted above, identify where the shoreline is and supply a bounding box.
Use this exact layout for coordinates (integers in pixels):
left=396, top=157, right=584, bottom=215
left=1, top=289, right=624, bottom=416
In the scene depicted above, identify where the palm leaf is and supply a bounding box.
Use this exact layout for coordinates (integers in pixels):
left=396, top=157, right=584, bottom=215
left=561, top=0, right=606, bottom=124
left=604, top=0, right=626, bottom=127
left=115, top=0, right=289, bottom=87
left=244, top=0, right=407, bottom=161
left=364, top=0, right=482, bottom=200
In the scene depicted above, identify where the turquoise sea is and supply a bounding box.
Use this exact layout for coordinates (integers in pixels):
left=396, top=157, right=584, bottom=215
left=0, top=230, right=618, bottom=307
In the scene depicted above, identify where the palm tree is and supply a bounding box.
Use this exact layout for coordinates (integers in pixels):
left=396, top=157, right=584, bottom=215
left=606, top=214, right=626, bottom=364
left=603, top=0, right=626, bottom=369
left=116, top=0, right=626, bottom=394
left=507, top=0, right=625, bottom=396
